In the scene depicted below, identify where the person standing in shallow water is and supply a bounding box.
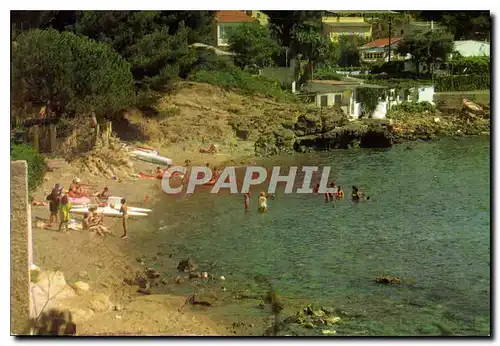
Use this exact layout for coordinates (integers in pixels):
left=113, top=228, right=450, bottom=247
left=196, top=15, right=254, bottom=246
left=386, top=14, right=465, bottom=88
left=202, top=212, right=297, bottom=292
left=120, top=198, right=128, bottom=239
left=258, top=192, right=267, bottom=213
left=336, top=186, right=344, bottom=200
left=244, top=192, right=251, bottom=212
left=351, top=186, right=361, bottom=202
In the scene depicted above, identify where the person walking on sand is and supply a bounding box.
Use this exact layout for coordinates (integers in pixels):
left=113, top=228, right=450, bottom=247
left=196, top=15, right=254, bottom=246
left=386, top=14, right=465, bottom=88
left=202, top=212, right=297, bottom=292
left=244, top=192, right=251, bottom=212
left=258, top=192, right=267, bottom=213
left=58, top=193, right=72, bottom=232
left=46, top=184, right=62, bottom=226
left=119, top=198, right=129, bottom=239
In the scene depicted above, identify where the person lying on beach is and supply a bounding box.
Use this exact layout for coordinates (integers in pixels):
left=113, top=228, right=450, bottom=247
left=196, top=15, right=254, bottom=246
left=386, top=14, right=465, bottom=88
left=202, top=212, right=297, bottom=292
left=69, top=178, right=89, bottom=198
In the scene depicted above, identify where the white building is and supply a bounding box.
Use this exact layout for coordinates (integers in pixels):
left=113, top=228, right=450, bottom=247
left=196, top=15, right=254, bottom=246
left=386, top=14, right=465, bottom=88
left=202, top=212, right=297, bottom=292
left=453, top=40, right=490, bottom=58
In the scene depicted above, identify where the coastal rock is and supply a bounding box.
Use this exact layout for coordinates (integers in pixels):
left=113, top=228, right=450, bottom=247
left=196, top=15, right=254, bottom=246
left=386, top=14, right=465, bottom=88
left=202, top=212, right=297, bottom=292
left=78, top=270, right=90, bottom=280
left=69, top=308, right=95, bottom=325
left=175, top=276, right=185, bottom=285
left=35, top=271, right=75, bottom=300
left=114, top=303, right=123, bottom=311
left=72, top=281, right=90, bottom=294
left=177, top=258, right=197, bottom=272
left=376, top=276, right=401, bottom=284
left=137, top=288, right=152, bottom=295
left=160, top=278, right=168, bottom=285
left=191, top=293, right=217, bottom=306
left=189, top=272, right=202, bottom=279
left=145, top=268, right=160, bottom=279
left=90, top=293, right=112, bottom=312
left=135, top=272, right=149, bottom=288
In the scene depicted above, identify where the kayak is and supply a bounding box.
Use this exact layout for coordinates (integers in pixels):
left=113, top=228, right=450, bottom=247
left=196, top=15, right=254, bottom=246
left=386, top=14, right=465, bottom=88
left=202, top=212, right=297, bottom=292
left=70, top=206, right=148, bottom=217
left=130, top=150, right=172, bottom=165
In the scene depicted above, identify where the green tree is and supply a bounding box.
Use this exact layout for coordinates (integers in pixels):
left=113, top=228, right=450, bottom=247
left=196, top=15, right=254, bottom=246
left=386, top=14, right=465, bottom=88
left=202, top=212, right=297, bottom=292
left=263, top=11, right=322, bottom=49
left=12, top=29, right=135, bottom=118
left=72, top=11, right=214, bottom=91
left=337, top=36, right=365, bottom=67
left=415, top=11, right=490, bottom=41
left=398, top=30, right=454, bottom=74
left=227, top=23, right=283, bottom=70
left=292, top=23, right=338, bottom=78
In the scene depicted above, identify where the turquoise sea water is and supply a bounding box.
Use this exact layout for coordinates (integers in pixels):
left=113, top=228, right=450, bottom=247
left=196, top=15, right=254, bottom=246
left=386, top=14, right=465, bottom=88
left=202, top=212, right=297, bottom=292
left=124, top=136, right=490, bottom=336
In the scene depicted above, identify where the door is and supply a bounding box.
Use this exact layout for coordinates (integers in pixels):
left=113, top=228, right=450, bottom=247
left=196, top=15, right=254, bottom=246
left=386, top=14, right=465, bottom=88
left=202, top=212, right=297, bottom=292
left=320, top=95, right=328, bottom=108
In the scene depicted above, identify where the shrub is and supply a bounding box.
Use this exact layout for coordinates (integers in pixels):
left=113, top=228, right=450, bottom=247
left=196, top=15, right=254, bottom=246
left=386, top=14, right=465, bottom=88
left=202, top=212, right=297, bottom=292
left=389, top=102, right=437, bottom=116
left=187, top=67, right=296, bottom=103
left=10, top=143, right=46, bottom=193
left=435, top=74, right=490, bottom=92
left=450, top=56, right=490, bottom=74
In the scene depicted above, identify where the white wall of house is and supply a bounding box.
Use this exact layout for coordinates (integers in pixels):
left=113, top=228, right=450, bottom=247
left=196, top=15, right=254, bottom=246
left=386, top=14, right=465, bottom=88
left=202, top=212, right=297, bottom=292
left=371, top=101, right=387, bottom=119
left=217, top=23, right=242, bottom=46
left=416, top=86, right=435, bottom=104
left=453, top=40, right=490, bottom=57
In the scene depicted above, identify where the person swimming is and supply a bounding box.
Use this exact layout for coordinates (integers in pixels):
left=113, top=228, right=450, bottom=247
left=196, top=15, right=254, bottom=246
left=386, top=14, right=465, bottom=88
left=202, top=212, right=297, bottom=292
left=328, top=182, right=336, bottom=201
left=258, top=192, right=267, bottom=213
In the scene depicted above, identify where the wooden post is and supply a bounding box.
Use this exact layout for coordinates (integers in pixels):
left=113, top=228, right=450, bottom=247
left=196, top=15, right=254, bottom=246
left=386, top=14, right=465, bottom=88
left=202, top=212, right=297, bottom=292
left=94, top=124, right=100, bottom=146
left=10, top=161, right=31, bottom=334
left=104, top=121, right=112, bottom=141
left=32, top=126, right=40, bottom=153
left=49, top=124, right=57, bottom=153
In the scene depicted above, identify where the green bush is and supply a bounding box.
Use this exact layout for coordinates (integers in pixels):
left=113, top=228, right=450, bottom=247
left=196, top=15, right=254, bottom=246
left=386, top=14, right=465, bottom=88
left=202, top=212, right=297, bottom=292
left=435, top=74, right=490, bottom=92
left=389, top=102, right=437, bottom=116
left=450, top=56, right=490, bottom=75
left=10, top=143, right=46, bottom=193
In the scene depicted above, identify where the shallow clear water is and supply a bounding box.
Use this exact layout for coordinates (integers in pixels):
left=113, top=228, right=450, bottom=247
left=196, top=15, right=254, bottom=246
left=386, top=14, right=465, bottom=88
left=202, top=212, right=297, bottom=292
left=127, top=137, right=490, bottom=336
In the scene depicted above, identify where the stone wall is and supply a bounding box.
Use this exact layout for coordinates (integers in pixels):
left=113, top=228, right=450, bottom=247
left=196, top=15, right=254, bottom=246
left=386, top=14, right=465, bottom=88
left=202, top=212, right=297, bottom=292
left=11, top=160, right=30, bottom=335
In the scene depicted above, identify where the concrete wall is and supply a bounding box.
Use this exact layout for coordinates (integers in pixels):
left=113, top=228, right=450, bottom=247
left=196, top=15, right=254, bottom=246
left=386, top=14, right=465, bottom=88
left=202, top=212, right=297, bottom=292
left=10, top=160, right=31, bottom=335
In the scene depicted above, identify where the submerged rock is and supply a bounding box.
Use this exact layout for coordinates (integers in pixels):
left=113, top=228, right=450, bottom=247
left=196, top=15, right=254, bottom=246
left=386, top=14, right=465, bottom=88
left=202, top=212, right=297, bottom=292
left=190, top=293, right=216, bottom=306
left=177, top=258, right=197, bottom=272
left=375, top=276, right=401, bottom=284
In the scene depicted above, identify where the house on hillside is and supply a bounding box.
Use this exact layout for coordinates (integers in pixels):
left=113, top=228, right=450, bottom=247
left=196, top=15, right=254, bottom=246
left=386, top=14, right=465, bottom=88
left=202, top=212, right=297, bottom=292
left=321, top=11, right=373, bottom=42
left=245, top=10, right=269, bottom=26
left=214, top=11, right=258, bottom=47
left=452, top=40, right=490, bottom=57
left=358, top=37, right=407, bottom=64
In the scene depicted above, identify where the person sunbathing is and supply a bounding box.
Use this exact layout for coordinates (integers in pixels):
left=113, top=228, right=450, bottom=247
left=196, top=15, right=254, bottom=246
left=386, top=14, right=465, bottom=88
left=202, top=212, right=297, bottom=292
left=68, top=178, right=88, bottom=198
left=95, top=187, right=110, bottom=200
left=83, top=207, right=110, bottom=236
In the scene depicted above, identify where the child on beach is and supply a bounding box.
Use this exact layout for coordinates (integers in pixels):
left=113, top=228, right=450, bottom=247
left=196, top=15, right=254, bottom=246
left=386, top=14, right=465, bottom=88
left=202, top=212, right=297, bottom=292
left=258, top=192, right=267, bottom=213
left=46, top=184, right=62, bottom=226
left=58, top=194, right=72, bottom=232
left=119, top=198, right=128, bottom=239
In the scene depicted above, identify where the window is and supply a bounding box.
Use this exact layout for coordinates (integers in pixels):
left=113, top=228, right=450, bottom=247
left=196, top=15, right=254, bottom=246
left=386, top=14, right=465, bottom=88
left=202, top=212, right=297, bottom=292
left=334, top=94, right=342, bottom=104
left=219, top=24, right=226, bottom=39
left=363, top=52, right=384, bottom=60
left=320, top=95, right=328, bottom=108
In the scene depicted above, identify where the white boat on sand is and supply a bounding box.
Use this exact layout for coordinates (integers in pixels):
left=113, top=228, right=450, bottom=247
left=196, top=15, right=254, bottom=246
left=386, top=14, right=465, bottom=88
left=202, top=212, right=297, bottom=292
left=70, top=206, right=148, bottom=217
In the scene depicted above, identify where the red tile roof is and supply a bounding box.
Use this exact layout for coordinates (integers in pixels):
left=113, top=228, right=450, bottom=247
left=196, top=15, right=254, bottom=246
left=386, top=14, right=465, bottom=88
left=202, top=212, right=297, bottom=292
left=361, top=37, right=402, bottom=49
left=215, top=11, right=258, bottom=23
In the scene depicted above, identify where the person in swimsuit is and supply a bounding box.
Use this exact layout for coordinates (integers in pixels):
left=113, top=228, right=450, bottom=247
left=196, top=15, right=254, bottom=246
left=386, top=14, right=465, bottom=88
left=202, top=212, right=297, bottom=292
left=244, top=192, right=251, bottom=212
left=336, top=186, right=344, bottom=200
left=155, top=166, right=164, bottom=179
left=58, top=193, right=72, bottom=232
left=258, top=192, right=267, bottom=213
left=96, top=187, right=109, bottom=200
left=120, top=198, right=128, bottom=239
left=313, top=183, right=320, bottom=194
left=328, top=182, right=336, bottom=201
left=351, top=186, right=361, bottom=202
